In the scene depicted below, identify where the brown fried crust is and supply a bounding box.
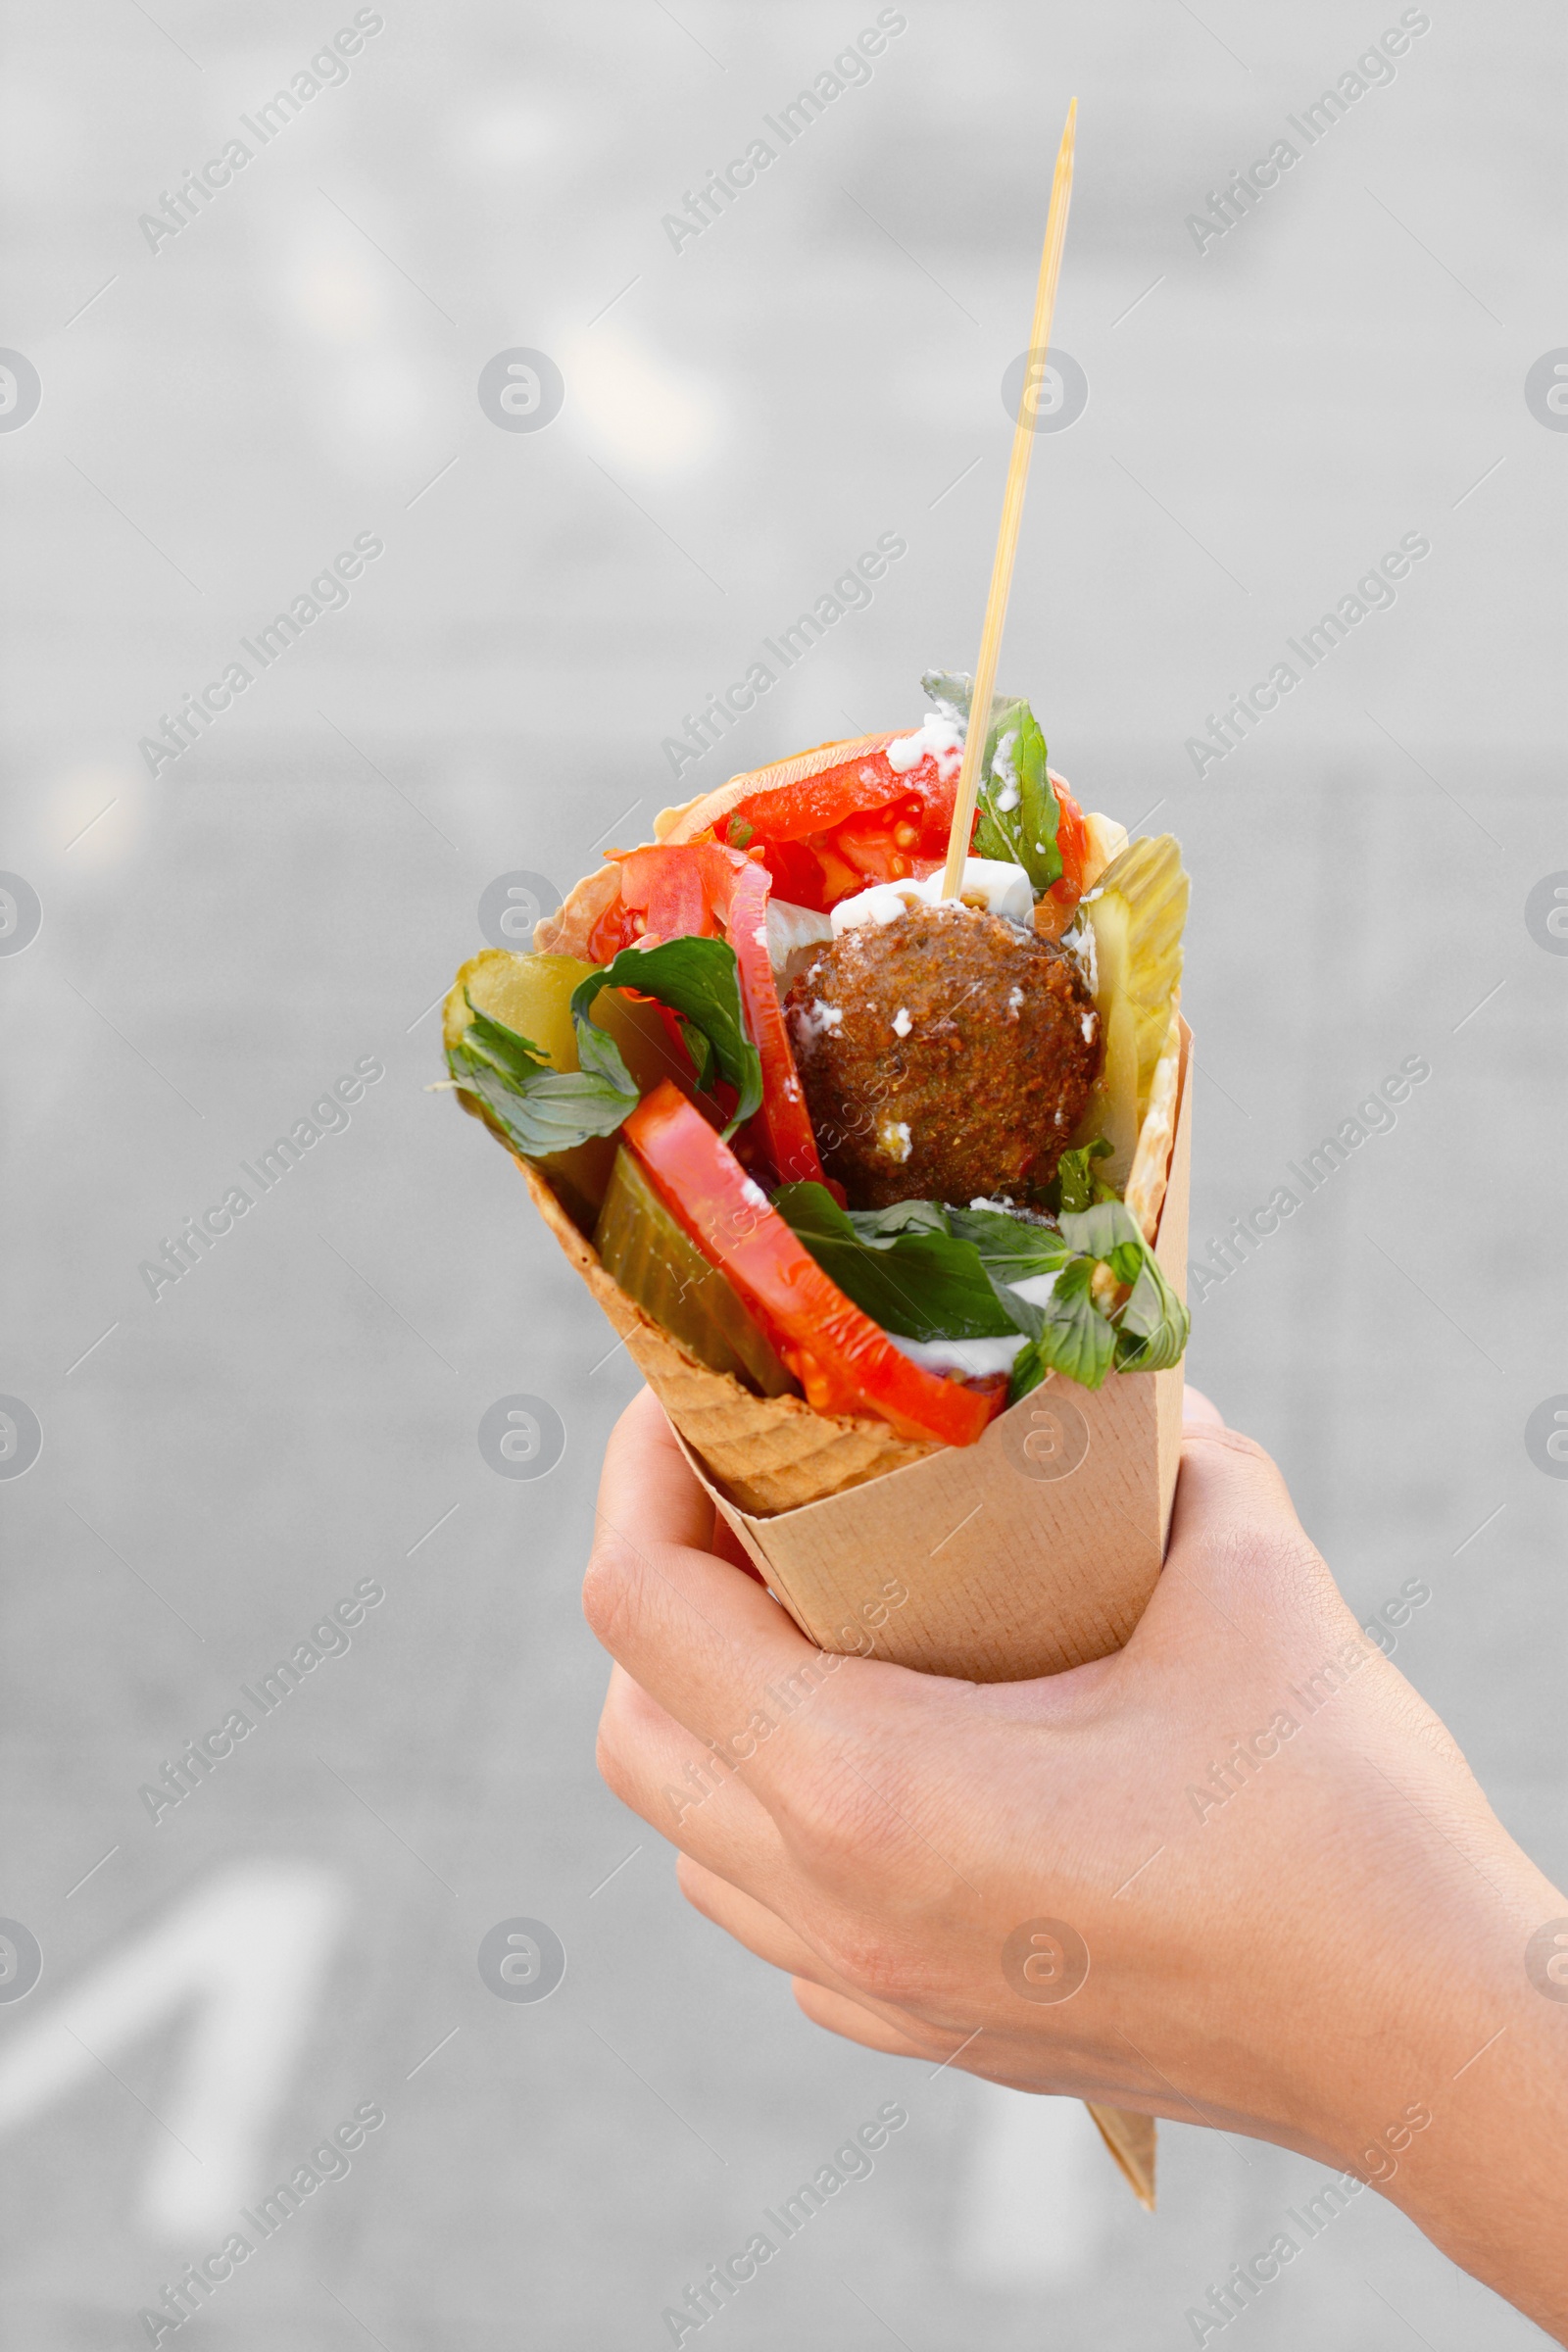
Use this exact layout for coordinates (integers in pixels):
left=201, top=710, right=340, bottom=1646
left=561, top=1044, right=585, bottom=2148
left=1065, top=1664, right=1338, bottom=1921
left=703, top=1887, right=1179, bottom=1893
left=785, top=903, right=1102, bottom=1209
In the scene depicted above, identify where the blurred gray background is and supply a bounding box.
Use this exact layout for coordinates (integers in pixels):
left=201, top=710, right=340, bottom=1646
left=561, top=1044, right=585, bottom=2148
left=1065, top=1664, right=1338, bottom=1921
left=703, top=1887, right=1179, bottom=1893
left=2, top=1, right=1565, bottom=2344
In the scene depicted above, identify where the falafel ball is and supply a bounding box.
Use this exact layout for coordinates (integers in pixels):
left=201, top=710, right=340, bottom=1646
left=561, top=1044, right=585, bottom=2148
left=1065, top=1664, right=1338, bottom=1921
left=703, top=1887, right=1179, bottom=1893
left=784, top=901, right=1101, bottom=1209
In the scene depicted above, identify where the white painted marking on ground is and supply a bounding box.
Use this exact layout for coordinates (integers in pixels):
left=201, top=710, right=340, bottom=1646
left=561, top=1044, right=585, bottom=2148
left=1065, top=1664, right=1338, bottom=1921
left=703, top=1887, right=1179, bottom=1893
left=0, top=1861, right=347, bottom=2234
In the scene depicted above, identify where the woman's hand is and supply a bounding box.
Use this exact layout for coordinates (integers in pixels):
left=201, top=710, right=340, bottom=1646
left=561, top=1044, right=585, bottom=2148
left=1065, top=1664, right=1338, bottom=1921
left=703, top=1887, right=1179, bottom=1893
left=583, top=1385, right=1568, bottom=2339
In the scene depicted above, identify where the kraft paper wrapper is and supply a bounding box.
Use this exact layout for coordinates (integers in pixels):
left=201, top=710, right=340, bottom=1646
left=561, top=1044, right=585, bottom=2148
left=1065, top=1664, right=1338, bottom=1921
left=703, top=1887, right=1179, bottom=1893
left=524, top=1024, right=1191, bottom=2209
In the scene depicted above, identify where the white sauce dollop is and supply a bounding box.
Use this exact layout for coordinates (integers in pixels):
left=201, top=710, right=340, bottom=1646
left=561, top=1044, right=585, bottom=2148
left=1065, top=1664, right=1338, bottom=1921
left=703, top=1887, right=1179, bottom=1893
left=884, top=711, right=965, bottom=781
left=830, top=858, right=1034, bottom=936
left=882, top=1268, right=1059, bottom=1376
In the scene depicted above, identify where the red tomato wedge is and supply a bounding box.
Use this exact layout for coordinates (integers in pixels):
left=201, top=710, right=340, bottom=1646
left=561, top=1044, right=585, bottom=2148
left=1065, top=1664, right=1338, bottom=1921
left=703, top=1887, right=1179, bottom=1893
left=724, top=859, right=825, bottom=1186
left=728, top=737, right=956, bottom=847
left=623, top=1083, right=997, bottom=1449
left=718, top=739, right=961, bottom=914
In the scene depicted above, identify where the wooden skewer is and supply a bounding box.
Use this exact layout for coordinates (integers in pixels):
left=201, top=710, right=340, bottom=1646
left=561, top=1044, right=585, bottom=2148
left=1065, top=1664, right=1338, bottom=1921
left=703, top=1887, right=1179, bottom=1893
left=941, top=98, right=1077, bottom=901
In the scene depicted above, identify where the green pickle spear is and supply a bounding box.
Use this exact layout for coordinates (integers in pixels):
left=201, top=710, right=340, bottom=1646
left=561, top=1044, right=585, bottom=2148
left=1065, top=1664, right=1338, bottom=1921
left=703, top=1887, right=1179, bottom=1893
left=593, top=1146, right=795, bottom=1397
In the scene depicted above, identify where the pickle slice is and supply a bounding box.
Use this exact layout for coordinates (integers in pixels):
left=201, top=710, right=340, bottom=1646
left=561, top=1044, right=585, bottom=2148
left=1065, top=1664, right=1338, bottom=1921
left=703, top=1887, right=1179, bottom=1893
left=593, top=1146, right=796, bottom=1397
left=1081, top=834, right=1189, bottom=1190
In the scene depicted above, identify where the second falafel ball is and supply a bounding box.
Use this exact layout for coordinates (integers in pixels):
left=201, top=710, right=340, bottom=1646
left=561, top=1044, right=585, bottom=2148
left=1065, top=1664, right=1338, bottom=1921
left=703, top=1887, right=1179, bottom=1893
left=784, top=901, right=1101, bottom=1209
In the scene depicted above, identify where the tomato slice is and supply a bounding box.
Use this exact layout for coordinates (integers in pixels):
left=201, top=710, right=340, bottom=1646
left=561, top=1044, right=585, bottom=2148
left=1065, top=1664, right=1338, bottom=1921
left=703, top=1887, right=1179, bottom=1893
left=729, top=760, right=956, bottom=914
left=600, top=760, right=1092, bottom=950
left=744, top=834, right=827, bottom=912
left=1031, top=781, right=1091, bottom=933
left=623, top=1084, right=997, bottom=1448
left=586, top=895, right=642, bottom=963
left=1053, top=781, right=1090, bottom=899
left=589, top=841, right=824, bottom=1183
left=731, top=742, right=957, bottom=858
left=623, top=842, right=744, bottom=938
left=588, top=839, right=751, bottom=961
left=725, top=860, right=825, bottom=1186
left=732, top=735, right=1114, bottom=915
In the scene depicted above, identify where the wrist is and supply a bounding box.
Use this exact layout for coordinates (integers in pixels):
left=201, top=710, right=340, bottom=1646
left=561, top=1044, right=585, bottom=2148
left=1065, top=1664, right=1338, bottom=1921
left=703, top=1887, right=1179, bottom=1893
left=1286, top=1824, right=1568, bottom=2336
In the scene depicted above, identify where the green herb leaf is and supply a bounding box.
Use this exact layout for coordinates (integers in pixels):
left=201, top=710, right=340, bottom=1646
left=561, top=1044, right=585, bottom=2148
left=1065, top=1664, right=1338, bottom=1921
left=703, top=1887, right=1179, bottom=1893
left=973, top=704, right=1061, bottom=893
left=676, top=1016, right=718, bottom=1096
left=1113, top=1247, right=1191, bottom=1373
left=947, top=1205, right=1071, bottom=1282
left=845, top=1198, right=954, bottom=1243
left=453, top=1058, right=638, bottom=1155
left=1009, top=1199, right=1190, bottom=1396
left=920, top=669, right=1061, bottom=894
left=1009, top=1261, right=1118, bottom=1397
left=1051, top=1136, right=1115, bottom=1214
left=1066, top=1201, right=1191, bottom=1381
left=458, top=1002, right=550, bottom=1089
left=573, top=936, right=762, bottom=1137
left=919, top=670, right=1014, bottom=731
left=944, top=1205, right=1069, bottom=1339
left=771, top=1184, right=1015, bottom=1340
left=1060, top=1200, right=1142, bottom=1260
left=447, top=937, right=765, bottom=1160
left=448, top=994, right=637, bottom=1156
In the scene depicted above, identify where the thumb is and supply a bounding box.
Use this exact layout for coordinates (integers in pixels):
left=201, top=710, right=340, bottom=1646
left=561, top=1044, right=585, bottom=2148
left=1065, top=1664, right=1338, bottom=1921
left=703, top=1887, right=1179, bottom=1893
left=1172, top=1423, right=1301, bottom=1554
left=1136, top=1422, right=1359, bottom=1665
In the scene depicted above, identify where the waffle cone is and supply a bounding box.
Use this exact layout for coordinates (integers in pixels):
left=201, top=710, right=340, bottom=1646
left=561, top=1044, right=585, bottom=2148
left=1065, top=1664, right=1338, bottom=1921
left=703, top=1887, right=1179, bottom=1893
left=520, top=1159, right=937, bottom=1515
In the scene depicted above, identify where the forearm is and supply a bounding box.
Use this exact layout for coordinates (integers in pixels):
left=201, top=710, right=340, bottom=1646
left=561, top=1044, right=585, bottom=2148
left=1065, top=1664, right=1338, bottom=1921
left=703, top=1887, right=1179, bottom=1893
left=587, top=1390, right=1568, bottom=2344
left=1306, top=1831, right=1568, bottom=2339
